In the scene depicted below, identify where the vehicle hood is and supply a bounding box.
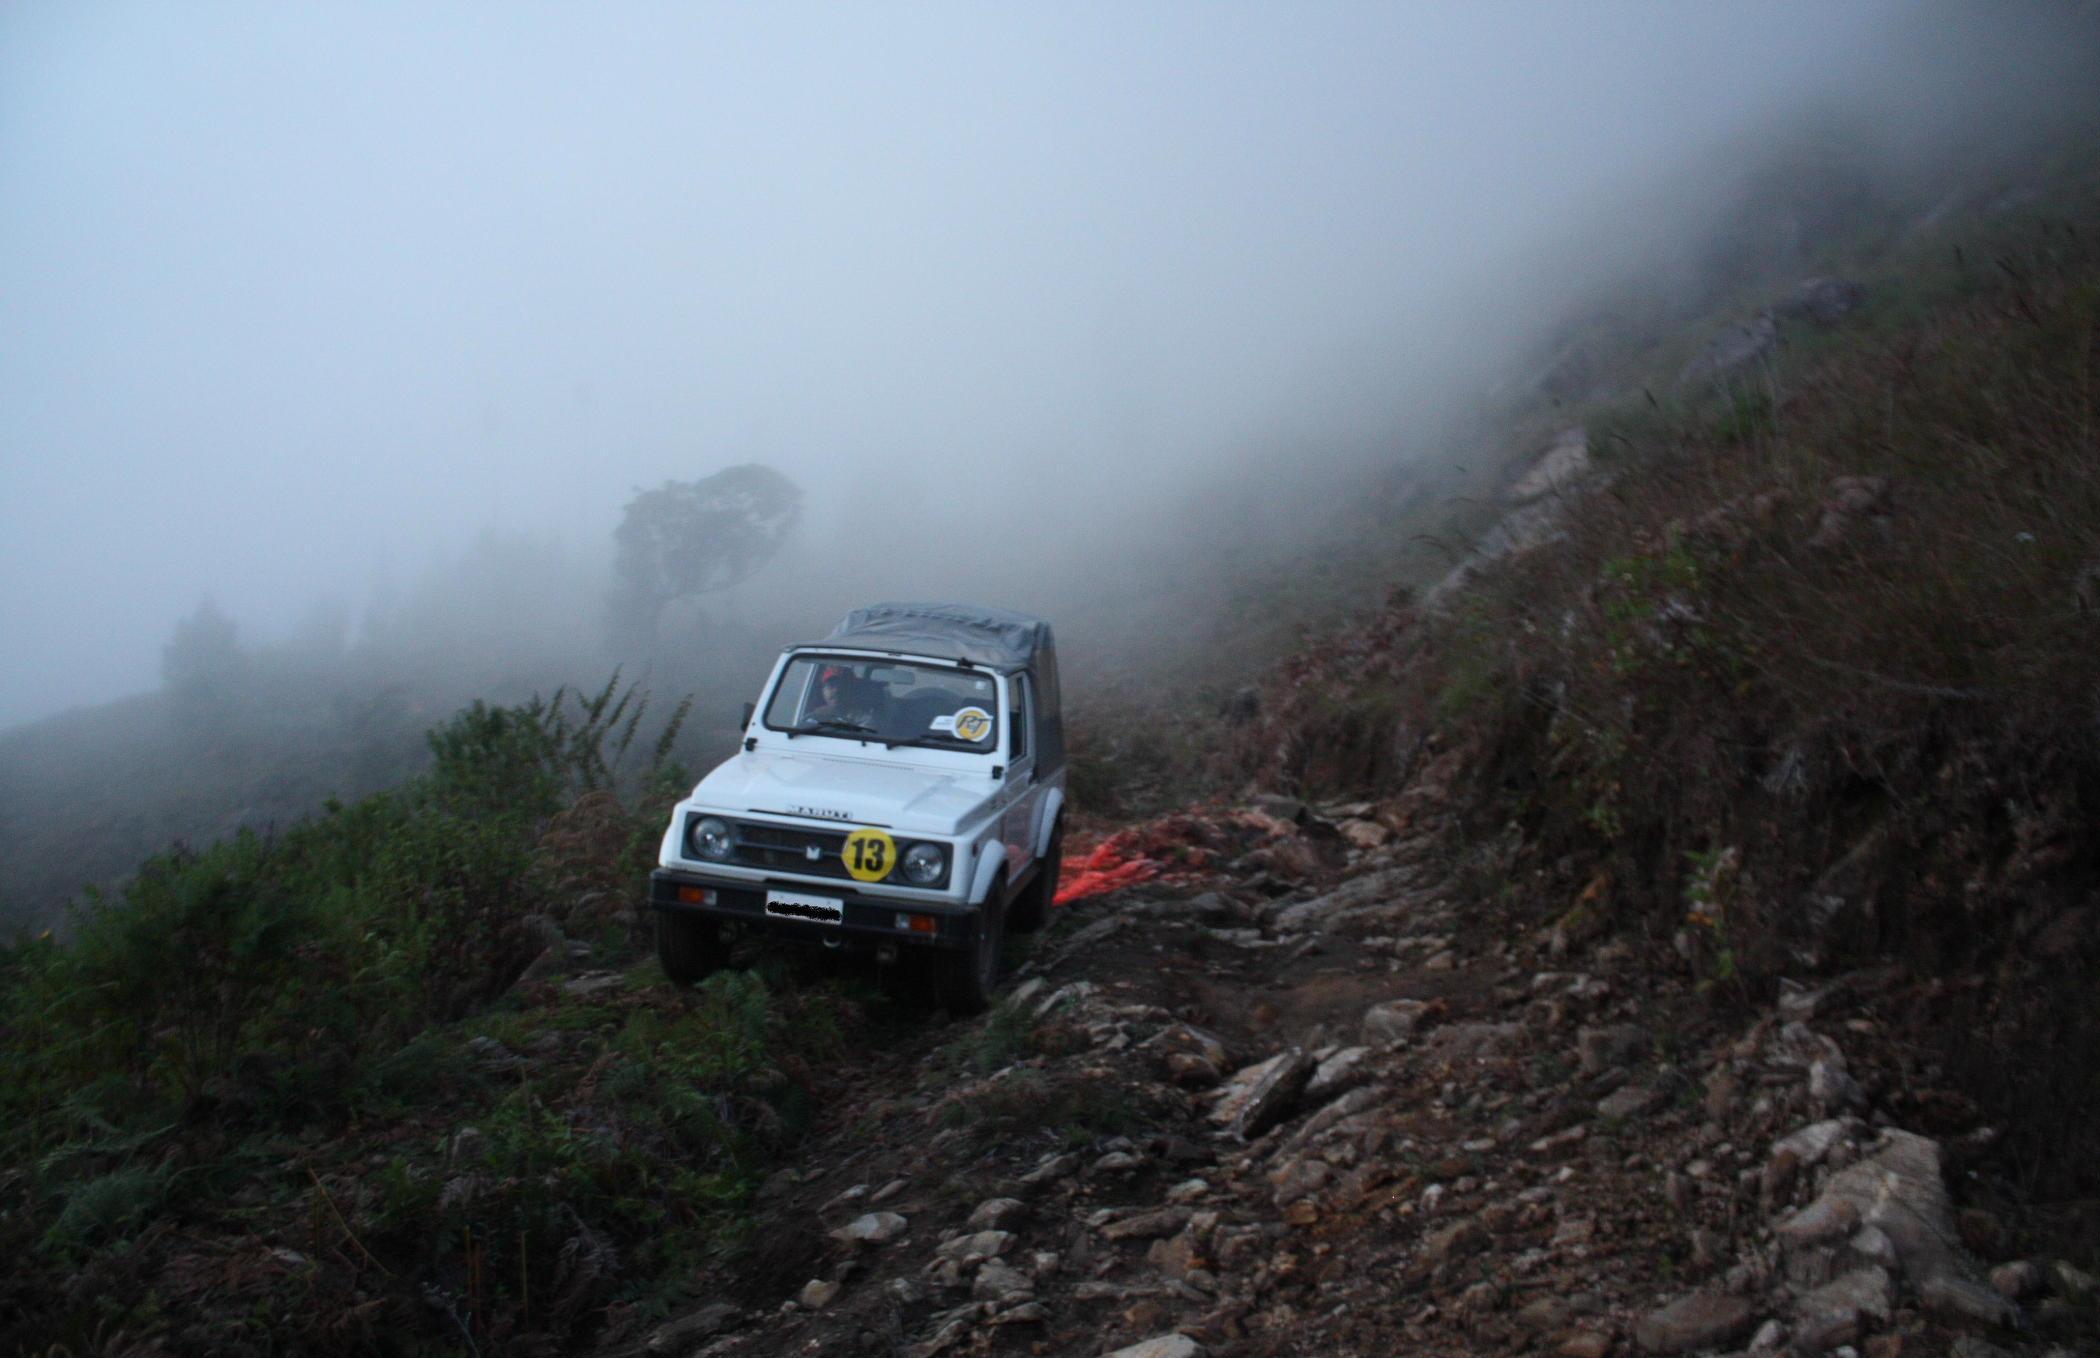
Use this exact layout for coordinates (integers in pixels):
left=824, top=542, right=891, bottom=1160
left=690, top=750, right=993, bottom=837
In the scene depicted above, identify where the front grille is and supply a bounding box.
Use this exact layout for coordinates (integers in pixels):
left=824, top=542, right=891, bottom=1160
left=729, top=820, right=851, bottom=880
left=687, top=815, right=950, bottom=889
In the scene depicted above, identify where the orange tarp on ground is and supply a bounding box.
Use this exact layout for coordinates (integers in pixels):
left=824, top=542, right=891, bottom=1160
left=1052, top=838, right=1162, bottom=904
left=1050, top=810, right=1291, bottom=907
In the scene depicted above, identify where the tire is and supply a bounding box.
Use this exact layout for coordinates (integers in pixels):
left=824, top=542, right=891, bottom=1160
left=931, top=874, right=1005, bottom=1014
left=657, top=912, right=730, bottom=985
left=1006, top=819, right=1062, bottom=934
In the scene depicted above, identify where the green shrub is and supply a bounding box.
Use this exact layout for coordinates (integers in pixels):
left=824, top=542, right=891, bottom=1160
left=39, top=1162, right=177, bottom=1260
left=0, top=676, right=691, bottom=1237
left=6, top=831, right=316, bottom=1115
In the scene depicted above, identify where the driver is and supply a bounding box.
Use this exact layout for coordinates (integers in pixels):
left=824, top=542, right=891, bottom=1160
left=807, top=667, right=884, bottom=728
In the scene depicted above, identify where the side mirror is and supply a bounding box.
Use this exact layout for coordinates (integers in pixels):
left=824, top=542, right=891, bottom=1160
left=740, top=702, right=755, bottom=730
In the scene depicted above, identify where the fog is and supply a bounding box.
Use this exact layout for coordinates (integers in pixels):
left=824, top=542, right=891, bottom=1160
left=3, top=2, right=2094, bottom=729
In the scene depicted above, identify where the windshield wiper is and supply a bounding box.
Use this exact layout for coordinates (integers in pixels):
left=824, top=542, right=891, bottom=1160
left=799, top=718, right=877, bottom=737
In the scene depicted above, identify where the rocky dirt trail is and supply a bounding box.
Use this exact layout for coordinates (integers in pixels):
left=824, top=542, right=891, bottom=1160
left=622, top=794, right=2097, bottom=1358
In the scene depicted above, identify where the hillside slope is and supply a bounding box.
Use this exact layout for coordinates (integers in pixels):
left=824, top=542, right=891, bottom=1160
left=6, top=128, right=2100, bottom=1358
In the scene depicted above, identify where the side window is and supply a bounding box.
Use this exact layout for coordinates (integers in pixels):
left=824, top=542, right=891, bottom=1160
left=1010, top=676, right=1030, bottom=762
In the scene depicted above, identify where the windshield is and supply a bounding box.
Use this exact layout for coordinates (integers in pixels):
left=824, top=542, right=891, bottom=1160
left=762, top=654, right=1000, bottom=752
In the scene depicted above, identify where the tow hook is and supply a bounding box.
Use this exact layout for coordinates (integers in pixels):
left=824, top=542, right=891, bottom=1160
left=876, top=942, right=899, bottom=966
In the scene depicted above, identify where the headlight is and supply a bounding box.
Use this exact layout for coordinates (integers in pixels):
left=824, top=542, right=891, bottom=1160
left=689, top=816, right=734, bottom=861
left=902, top=843, right=945, bottom=885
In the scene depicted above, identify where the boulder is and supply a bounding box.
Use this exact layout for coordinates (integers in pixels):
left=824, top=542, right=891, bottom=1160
left=1363, top=999, right=1434, bottom=1045
left=1517, top=1297, right=1572, bottom=1332
left=1210, top=1049, right=1315, bottom=1139
left=1777, top=1196, right=1860, bottom=1247
left=1770, top=1118, right=1858, bottom=1170
left=1236, top=1049, right=1316, bottom=1139
left=2049, top=1258, right=2097, bottom=1303
left=1270, top=867, right=1416, bottom=932
left=1920, top=1276, right=2019, bottom=1328
left=1101, top=1207, right=1193, bottom=1242
left=1847, top=1225, right=1898, bottom=1271
left=1421, top=1021, right=1521, bottom=1065
left=1422, top=1217, right=1488, bottom=1266
left=1558, top=1331, right=1614, bottom=1358
left=1634, top=1292, right=1756, bottom=1354
left=972, top=1259, right=1034, bottom=1304
left=1107, top=1336, right=1203, bottom=1358
left=934, top=1229, right=1014, bottom=1267
left=1019, top=1152, right=1078, bottom=1186
left=1248, top=793, right=1307, bottom=823
left=830, top=1212, right=909, bottom=1246
left=1147, top=1229, right=1202, bottom=1280
left=646, top=1301, right=741, bottom=1352
left=1506, top=426, right=1593, bottom=504
left=1807, top=475, right=1891, bottom=550
left=1815, top=1131, right=1980, bottom=1290
left=968, top=1198, right=1025, bottom=1230
left=1680, top=314, right=1777, bottom=387
left=1280, top=1084, right=1383, bottom=1156
left=1595, top=1083, right=1665, bottom=1122
left=1157, top=1022, right=1232, bottom=1070
left=1794, top=1266, right=1894, bottom=1352
left=1267, top=1156, right=1331, bottom=1209
left=1304, top=1046, right=1373, bottom=1101
left=987, top=1299, right=1047, bottom=1326
left=1773, top=277, right=1866, bottom=327
left=1576, top=1023, right=1650, bottom=1075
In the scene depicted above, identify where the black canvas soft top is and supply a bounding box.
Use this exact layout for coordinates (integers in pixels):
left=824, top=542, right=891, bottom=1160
left=816, top=602, right=1050, bottom=672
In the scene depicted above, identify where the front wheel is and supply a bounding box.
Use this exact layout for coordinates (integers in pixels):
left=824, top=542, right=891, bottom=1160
left=930, top=875, right=1005, bottom=1014
left=657, top=913, right=730, bottom=985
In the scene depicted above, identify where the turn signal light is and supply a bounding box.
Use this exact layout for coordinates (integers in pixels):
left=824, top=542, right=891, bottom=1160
left=678, top=885, right=715, bottom=905
left=894, top=913, right=937, bottom=934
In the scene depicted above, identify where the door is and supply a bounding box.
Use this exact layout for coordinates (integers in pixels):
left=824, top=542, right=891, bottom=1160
left=999, top=673, right=1039, bottom=878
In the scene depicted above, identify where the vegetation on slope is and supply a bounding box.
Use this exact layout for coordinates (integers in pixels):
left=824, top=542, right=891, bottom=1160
left=1222, top=175, right=2100, bottom=1251
left=0, top=677, right=887, bottom=1355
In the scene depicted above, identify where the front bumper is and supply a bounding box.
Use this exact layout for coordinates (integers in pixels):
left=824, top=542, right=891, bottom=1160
left=649, top=867, right=982, bottom=953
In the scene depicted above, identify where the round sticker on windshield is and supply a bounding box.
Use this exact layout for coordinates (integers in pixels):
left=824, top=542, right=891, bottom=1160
left=843, top=828, right=896, bottom=882
left=950, top=707, right=992, bottom=742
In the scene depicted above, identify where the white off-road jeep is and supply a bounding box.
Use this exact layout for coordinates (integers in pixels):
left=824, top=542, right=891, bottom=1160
left=648, top=603, right=1066, bottom=1011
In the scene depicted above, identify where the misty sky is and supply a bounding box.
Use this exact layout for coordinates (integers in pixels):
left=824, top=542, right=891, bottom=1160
left=0, top=1, right=2003, bottom=727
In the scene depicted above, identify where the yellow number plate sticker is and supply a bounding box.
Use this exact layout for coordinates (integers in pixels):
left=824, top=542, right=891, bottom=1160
left=842, top=828, right=896, bottom=882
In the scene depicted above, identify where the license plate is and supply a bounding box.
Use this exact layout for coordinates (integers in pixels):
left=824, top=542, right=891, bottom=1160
left=766, top=890, right=843, bottom=926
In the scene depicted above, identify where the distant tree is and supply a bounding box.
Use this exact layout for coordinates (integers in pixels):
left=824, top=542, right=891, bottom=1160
left=607, top=464, right=803, bottom=653
left=161, top=598, right=245, bottom=724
